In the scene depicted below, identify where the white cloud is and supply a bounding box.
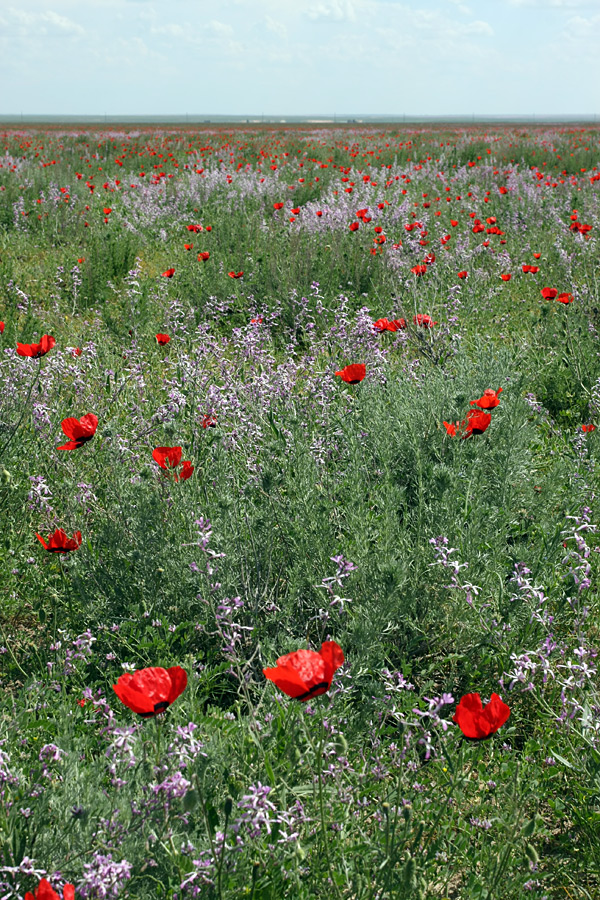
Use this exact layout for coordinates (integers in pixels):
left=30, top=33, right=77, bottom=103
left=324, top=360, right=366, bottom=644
left=306, top=0, right=359, bottom=22
left=462, top=19, right=494, bottom=34
left=44, top=10, right=84, bottom=34
left=150, top=22, right=185, bottom=38
left=265, top=15, right=287, bottom=39
left=4, top=6, right=84, bottom=35
left=506, top=0, right=597, bottom=6
left=207, top=19, right=234, bottom=37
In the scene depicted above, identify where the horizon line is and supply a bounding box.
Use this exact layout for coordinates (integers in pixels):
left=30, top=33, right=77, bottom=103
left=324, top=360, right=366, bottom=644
left=1, top=114, right=599, bottom=125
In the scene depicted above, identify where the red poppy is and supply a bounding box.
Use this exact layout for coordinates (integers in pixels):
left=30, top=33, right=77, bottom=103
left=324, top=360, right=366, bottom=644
left=36, top=529, right=82, bottom=553
left=156, top=333, right=170, bottom=345
left=411, top=265, right=427, bottom=276
left=198, top=251, right=210, bottom=262
left=228, top=271, right=244, bottom=279
left=457, top=271, right=468, bottom=279
left=0, top=322, right=4, bottom=334
left=57, top=413, right=98, bottom=451
left=500, top=274, right=511, bottom=282
left=453, top=692, right=510, bottom=739
left=187, top=224, right=203, bottom=233
left=202, top=415, right=217, bottom=428
left=349, top=222, right=360, bottom=232
left=16, top=335, right=56, bottom=358
left=184, top=243, right=194, bottom=251
left=533, top=252, right=541, bottom=259
left=443, top=421, right=458, bottom=437
left=161, top=268, right=175, bottom=278
left=373, top=318, right=393, bottom=333
left=582, top=424, right=596, bottom=433
left=78, top=258, right=85, bottom=264
left=152, top=446, right=194, bottom=481
left=450, top=220, right=458, bottom=227
left=464, top=409, right=491, bottom=436
left=72, top=347, right=82, bottom=357
left=316, top=210, right=323, bottom=217
left=273, top=202, right=284, bottom=210
left=373, top=318, right=405, bottom=333
left=413, top=314, right=436, bottom=328
left=540, top=287, right=557, bottom=300
left=113, top=665, right=188, bottom=717
left=335, top=363, right=366, bottom=384
left=556, top=292, right=573, bottom=304
left=470, top=387, right=502, bottom=410
left=25, top=879, right=75, bottom=900
left=263, top=641, right=344, bottom=701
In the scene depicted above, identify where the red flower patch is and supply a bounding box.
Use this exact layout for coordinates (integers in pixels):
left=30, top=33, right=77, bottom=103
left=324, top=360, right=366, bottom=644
left=443, top=421, right=458, bottom=437
left=25, top=879, right=75, bottom=900
left=198, top=251, right=210, bottom=262
left=582, top=424, right=596, bottom=433
left=457, top=270, right=468, bottom=279
left=228, top=271, right=244, bottom=279
left=263, top=641, right=344, bottom=701
left=152, top=446, right=194, bottom=481
left=540, top=287, right=557, bottom=300
left=556, top=292, right=573, bottom=304
left=161, top=268, right=175, bottom=278
left=464, top=409, right=492, bottom=436
left=500, top=274, right=512, bottom=282
left=335, top=363, right=366, bottom=384
left=36, top=529, right=82, bottom=553
left=17, top=335, right=56, bottom=358
left=156, top=333, right=170, bottom=345
left=453, top=692, right=510, bottom=739
left=57, top=413, right=98, bottom=451
left=113, top=665, right=188, bottom=717
left=470, top=387, right=502, bottom=410
left=413, top=314, right=436, bottom=328
left=411, top=265, right=427, bottom=276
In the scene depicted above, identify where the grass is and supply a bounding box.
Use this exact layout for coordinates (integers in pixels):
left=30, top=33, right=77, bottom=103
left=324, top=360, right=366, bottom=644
left=0, top=123, right=600, bottom=899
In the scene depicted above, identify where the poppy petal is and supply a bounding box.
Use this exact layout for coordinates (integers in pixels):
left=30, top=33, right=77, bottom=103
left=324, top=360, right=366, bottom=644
left=166, top=666, right=188, bottom=704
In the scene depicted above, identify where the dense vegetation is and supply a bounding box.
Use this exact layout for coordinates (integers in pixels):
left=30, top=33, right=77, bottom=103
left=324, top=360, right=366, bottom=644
left=1, top=124, right=600, bottom=899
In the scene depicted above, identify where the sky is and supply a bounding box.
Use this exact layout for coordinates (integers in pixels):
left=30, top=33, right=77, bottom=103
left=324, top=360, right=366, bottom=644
left=1, top=0, right=600, bottom=118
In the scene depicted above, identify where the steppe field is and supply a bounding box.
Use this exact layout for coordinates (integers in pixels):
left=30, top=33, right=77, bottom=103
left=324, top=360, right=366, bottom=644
left=1, top=123, right=600, bottom=900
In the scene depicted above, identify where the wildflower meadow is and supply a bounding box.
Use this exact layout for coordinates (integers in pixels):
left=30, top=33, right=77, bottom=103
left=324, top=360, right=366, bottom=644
left=1, top=124, right=600, bottom=899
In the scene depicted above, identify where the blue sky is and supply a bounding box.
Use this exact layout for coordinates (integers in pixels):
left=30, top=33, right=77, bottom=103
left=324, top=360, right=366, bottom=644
left=1, top=0, right=599, bottom=117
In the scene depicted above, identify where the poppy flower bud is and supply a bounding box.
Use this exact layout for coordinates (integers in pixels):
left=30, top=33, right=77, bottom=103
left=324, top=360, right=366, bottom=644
left=526, top=843, right=539, bottom=865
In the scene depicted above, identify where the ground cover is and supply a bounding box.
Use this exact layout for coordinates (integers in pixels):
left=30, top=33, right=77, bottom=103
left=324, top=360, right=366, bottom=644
left=1, top=123, right=600, bottom=899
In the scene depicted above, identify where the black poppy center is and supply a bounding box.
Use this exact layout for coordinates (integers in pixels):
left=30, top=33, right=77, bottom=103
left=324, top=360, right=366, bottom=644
left=139, top=700, right=170, bottom=718
left=296, top=681, right=329, bottom=702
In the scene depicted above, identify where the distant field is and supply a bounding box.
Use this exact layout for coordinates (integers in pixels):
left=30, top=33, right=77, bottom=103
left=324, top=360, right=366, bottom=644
left=1, top=125, right=599, bottom=900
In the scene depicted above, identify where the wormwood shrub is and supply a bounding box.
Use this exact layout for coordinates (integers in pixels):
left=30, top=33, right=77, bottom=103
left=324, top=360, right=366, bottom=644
left=1, top=125, right=600, bottom=899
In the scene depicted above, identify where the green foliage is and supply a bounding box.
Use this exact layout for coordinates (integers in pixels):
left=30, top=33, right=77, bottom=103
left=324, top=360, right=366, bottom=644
left=1, top=125, right=600, bottom=899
